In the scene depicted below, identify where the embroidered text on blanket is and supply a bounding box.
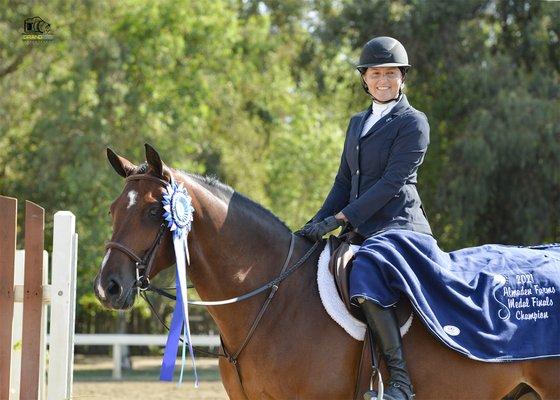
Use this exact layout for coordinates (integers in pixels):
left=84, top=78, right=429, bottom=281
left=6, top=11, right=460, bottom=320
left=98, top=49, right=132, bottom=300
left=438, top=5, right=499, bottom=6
left=497, top=272, right=557, bottom=322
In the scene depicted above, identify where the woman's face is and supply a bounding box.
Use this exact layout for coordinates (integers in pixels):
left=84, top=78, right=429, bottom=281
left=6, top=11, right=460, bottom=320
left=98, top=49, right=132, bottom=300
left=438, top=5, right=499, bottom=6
left=363, top=67, right=403, bottom=102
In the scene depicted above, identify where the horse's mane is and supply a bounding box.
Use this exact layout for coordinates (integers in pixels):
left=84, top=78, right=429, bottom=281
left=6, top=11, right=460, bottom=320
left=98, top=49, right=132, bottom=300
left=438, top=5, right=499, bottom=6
left=133, top=163, right=290, bottom=231
left=186, top=172, right=291, bottom=232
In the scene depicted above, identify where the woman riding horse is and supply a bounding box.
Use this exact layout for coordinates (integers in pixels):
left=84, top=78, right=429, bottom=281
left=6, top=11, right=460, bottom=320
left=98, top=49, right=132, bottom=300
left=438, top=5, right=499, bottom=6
left=297, top=36, right=430, bottom=400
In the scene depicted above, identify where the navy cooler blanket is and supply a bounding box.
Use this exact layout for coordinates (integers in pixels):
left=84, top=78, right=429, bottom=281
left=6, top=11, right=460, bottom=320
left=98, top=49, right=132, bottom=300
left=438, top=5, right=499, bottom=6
left=349, top=230, right=560, bottom=362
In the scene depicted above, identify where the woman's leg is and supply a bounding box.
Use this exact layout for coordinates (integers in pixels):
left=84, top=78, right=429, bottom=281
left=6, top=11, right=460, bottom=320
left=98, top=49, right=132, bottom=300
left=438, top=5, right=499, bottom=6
left=359, top=298, right=414, bottom=400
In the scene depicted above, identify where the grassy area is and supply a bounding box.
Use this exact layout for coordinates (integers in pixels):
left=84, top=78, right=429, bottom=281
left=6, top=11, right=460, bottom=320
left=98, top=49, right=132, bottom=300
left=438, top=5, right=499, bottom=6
left=73, top=355, right=222, bottom=382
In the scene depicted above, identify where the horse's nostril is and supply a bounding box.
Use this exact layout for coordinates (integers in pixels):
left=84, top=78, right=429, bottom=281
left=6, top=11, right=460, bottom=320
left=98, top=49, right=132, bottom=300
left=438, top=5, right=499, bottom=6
left=107, top=279, right=121, bottom=296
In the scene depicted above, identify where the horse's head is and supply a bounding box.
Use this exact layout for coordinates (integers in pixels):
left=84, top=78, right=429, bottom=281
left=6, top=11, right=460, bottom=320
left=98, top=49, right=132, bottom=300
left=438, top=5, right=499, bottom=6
left=94, top=144, right=176, bottom=309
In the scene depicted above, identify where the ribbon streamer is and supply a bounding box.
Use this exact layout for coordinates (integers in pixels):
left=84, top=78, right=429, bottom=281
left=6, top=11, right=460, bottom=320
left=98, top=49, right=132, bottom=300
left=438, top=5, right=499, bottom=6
left=159, top=179, right=197, bottom=386
left=160, top=270, right=184, bottom=381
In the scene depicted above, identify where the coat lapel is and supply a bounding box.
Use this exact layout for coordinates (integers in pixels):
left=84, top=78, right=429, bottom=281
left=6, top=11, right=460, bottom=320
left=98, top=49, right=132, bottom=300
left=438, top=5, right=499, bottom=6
left=360, top=94, right=411, bottom=140
left=355, top=108, right=372, bottom=140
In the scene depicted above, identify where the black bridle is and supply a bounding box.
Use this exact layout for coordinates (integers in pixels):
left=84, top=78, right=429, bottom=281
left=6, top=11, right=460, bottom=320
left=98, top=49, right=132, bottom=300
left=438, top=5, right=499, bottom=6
left=106, top=223, right=167, bottom=292
left=105, top=175, right=170, bottom=293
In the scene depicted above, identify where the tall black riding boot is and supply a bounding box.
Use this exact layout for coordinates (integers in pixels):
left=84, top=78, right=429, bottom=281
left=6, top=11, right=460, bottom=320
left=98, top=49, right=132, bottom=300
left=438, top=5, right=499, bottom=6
left=359, top=298, right=414, bottom=400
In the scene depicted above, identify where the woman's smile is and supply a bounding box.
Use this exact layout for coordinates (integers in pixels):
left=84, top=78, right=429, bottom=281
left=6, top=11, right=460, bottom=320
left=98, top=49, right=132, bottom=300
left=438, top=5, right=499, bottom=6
left=364, top=66, right=403, bottom=102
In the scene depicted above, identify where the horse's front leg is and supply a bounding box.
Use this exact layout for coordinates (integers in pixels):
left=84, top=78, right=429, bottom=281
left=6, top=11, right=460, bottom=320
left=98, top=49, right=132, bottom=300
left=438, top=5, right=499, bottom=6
left=219, top=357, right=250, bottom=400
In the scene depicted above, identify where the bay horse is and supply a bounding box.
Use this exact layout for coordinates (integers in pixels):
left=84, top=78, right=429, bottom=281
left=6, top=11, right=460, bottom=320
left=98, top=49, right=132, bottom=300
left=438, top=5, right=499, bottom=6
left=94, top=144, right=559, bottom=400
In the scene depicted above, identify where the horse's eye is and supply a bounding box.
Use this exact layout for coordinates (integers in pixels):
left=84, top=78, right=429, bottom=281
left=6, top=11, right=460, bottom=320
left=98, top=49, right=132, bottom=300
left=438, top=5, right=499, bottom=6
left=148, top=207, right=160, bottom=218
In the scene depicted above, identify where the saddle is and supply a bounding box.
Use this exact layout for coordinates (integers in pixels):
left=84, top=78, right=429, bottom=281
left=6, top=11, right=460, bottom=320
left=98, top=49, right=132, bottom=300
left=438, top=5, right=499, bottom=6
left=326, top=232, right=413, bottom=400
left=327, top=232, right=364, bottom=321
left=327, top=232, right=413, bottom=325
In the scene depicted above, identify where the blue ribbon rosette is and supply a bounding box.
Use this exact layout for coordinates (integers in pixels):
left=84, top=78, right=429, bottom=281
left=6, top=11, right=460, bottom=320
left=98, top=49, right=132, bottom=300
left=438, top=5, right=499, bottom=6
left=160, top=178, right=198, bottom=386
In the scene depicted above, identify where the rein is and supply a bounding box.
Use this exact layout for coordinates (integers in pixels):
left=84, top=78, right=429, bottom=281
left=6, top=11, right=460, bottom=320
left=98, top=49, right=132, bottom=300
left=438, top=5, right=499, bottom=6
left=106, top=174, right=322, bottom=366
left=146, top=238, right=320, bottom=307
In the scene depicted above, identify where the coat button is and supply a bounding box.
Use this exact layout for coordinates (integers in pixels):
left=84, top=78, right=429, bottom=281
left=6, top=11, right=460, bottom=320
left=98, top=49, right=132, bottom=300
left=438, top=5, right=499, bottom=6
left=356, top=145, right=359, bottom=151
left=356, top=170, right=360, bottom=175
left=355, top=194, right=358, bottom=198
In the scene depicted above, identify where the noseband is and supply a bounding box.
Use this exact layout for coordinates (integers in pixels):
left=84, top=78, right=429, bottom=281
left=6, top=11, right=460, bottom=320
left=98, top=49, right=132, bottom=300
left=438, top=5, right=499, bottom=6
left=105, top=175, right=170, bottom=292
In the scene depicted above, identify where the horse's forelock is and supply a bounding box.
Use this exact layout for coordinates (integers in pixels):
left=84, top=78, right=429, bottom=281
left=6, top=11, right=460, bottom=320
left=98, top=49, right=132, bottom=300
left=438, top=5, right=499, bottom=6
left=134, top=163, right=149, bottom=175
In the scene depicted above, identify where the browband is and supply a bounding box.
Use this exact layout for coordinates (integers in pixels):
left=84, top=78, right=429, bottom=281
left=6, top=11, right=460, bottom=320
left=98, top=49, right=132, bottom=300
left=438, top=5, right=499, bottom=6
left=125, top=174, right=169, bottom=187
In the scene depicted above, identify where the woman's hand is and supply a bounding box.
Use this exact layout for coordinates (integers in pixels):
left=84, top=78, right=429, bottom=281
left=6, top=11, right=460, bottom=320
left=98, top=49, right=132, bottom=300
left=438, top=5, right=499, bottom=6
left=296, top=215, right=345, bottom=241
left=295, top=220, right=316, bottom=237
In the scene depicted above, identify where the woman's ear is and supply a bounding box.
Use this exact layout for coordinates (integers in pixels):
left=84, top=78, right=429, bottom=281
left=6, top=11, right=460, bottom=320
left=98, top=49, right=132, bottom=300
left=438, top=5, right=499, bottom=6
left=107, top=148, right=136, bottom=178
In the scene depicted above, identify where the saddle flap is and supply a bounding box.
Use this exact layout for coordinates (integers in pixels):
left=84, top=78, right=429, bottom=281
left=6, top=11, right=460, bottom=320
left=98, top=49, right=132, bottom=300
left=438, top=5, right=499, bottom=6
left=327, top=234, right=413, bottom=327
left=328, top=234, right=361, bottom=320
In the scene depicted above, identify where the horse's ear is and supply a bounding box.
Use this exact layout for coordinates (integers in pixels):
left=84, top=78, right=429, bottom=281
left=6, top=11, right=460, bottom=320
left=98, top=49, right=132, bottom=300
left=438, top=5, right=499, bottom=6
left=145, top=143, right=165, bottom=178
left=107, top=148, right=136, bottom=178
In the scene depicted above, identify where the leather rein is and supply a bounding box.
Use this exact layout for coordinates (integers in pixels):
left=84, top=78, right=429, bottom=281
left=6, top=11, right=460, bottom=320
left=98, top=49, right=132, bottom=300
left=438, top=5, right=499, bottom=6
left=105, top=174, right=321, bottom=365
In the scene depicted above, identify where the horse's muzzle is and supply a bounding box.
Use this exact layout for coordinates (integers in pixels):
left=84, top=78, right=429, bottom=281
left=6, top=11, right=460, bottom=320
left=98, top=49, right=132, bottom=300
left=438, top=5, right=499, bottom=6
left=94, top=272, right=136, bottom=310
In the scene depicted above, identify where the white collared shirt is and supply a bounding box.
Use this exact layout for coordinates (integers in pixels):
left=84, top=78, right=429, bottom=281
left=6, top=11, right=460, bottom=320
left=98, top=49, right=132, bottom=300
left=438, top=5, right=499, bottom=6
left=361, top=100, right=397, bottom=137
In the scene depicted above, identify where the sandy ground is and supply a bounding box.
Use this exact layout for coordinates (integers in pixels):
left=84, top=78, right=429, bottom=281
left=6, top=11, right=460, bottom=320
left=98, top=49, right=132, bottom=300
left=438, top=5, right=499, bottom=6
left=72, top=356, right=228, bottom=400
left=69, top=355, right=542, bottom=400
left=73, top=381, right=227, bottom=400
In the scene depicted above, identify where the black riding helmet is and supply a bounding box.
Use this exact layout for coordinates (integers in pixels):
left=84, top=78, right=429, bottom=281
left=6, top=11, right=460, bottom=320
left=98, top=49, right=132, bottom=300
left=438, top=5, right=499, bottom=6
left=357, top=36, right=410, bottom=100
left=357, top=36, right=410, bottom=72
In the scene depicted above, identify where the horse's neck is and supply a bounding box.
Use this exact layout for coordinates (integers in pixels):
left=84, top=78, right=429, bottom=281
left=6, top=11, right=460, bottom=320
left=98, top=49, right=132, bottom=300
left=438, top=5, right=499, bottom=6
left=180, top=175, right=305, bottom=346
left=184, top=180, right=291, bottom=293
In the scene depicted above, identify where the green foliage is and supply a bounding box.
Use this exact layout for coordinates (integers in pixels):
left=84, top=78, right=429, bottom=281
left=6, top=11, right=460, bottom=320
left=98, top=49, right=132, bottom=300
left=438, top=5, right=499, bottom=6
left=1, top=0, right=558, bottom=335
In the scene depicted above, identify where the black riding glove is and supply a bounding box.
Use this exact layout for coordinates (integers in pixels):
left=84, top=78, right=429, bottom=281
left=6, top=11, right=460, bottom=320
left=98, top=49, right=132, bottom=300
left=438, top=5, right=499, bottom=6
left=294, top=218, right=318, bottom=237
left=298, top=216, right=344, bottom=242
left=295, top=220, right=316, bottom=237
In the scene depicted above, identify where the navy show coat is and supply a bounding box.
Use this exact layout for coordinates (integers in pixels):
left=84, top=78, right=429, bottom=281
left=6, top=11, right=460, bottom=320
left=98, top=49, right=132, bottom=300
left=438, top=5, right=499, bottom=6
left=313, top=94, right=432, bottom=237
